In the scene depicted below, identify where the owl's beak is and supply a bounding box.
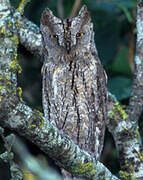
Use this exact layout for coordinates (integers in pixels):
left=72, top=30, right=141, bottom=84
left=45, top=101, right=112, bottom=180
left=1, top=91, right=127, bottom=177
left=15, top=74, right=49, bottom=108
left=66, top=41, right=71, bottom=54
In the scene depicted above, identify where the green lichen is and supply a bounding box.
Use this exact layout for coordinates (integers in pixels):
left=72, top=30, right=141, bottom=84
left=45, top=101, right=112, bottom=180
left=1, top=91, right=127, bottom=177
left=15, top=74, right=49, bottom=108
left=122, top=126, right=129, bottom=131
left=10, top=54, right=18, bottom=70
left=10, top=59, right=18, bottom=70
left=36, top=110, right=44, bottom=128
left=119, top=170, right=130, bottom=180
left=10, top=54, right=22, bottom=74
left=27, top=124, right=37, bottom=129
left=137, top=153, right=143, bottom=161
left=15, top=20, right=22, bottom=27
left=0, top=75, right=9, bottom=81
left=27, top=113, right=40, bottom=130
left=137, top=149, right=143, bottom=161
left=8, top=32, right=12, bottom=37
left=17, top=87, right=23, bottom=102
left=1, top=26, right=6, bottom=34
left=10, top=36, right=19, bottom=46
left=9, top=46, right=22, bottom=73
left=36, top=110, right=44, bottom=117
left=73, top=160, right=96, bottom=177
left=16, top=0, right=30, bottom=14
left=7, top=81, right=12, bottom=86
left=120, top=160, right=136, bottom=180
left=17, top=0, right=25, bottom=12
left=0, top=86, right=5, bottom=91
left=0, top=75, right=12, bottom=86
left=8, top=22, right=12, bottom=27
left=119, top=170, right=136, bottom=180
left=39, top=119, right=45, bottom=128
left=18, top=65, right=22, bottom=74
left=109, top=102, right=128, bottom=120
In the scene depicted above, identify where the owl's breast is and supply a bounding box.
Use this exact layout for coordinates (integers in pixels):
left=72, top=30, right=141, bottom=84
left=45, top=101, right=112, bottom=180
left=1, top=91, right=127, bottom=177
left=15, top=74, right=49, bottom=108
left=46, top=58, right=98, bottom=146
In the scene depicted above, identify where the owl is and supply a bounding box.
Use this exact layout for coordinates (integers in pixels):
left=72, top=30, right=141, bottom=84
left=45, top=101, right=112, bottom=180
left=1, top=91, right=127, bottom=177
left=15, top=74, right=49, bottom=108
left=40, top=5, right=107, bottom=177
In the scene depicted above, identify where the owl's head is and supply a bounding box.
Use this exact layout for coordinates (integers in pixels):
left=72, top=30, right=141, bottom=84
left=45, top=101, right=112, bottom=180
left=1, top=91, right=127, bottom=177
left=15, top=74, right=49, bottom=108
left=41, top=5, right=95, bottom=57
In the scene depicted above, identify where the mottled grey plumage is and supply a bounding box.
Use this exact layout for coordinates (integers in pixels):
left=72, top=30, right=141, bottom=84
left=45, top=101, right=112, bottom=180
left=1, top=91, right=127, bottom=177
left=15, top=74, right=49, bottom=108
left=41, top=5, right=107, bottom=179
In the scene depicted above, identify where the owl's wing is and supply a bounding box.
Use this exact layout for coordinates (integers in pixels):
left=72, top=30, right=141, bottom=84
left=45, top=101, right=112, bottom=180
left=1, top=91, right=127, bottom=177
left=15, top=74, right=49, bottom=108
left=42, top=64, right=50, bottom=125
left=92, top=54, right=107, bottom=159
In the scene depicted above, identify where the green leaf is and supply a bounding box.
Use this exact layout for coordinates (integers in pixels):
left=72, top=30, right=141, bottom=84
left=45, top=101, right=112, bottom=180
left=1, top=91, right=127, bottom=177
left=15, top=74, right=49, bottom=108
left=117, top=4, right=133, bottom=23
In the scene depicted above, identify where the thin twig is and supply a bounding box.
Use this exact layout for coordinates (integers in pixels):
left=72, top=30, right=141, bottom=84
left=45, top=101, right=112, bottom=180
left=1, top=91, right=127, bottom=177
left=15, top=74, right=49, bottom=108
left=11, top=135, right=63, bottom=180
left=57, top=0, right=64, bottom=18
left=128, top=8, right=136, bottom=72
left=70, top=0, right=81, bottom=18
left=16, top=0, right=31, bottom=15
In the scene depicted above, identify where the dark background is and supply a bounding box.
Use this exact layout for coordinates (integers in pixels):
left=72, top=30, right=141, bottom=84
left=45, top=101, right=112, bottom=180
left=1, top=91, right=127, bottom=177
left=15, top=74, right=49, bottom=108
left=0, top=0, right=141, bottom=179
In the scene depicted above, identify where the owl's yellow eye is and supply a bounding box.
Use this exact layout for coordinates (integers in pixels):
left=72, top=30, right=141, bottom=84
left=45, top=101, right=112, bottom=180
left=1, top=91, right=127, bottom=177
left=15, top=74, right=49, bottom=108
left=49, top=34, right=58, bottom=38
left=76, top=32, right=84, bottom=38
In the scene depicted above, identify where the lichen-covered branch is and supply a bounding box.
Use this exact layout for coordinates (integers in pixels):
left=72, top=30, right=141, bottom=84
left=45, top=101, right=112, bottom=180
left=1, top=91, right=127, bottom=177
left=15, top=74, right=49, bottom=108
left=7, top=0, right=43, bottom=57
left=7, top=134, right=63, bottom=180
left=0, top=99, right=119, bottom=180
left=105, top=1, right=143, bottom=178
left=16, top=0, right=31, bottom=15
left=128, top=0, right=143, bottom=124
left=107, top=93, right=143, bottom=179
left=1, top=106, right=119, bottom=180
left=0, top=127, right=23, bottom=180
left=17, top=15, right=42, bottom=57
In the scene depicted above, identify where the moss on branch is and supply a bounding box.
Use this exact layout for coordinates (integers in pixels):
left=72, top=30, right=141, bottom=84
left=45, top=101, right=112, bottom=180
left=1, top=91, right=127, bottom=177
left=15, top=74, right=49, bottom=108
left=109, top=102, right=128, bottom=120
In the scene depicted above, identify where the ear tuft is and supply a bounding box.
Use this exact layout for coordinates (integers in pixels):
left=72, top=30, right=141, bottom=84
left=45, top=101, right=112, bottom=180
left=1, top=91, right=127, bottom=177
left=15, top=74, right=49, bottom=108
left=78, top=5, right=91, bottom=22
left=41, top=8, right=54, bottom=26
left=78, top=5, right=88, bottom=15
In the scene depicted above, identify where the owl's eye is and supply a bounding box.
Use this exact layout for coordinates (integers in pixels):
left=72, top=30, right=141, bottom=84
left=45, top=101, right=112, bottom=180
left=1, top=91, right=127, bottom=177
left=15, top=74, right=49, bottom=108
left=76, top=32, right=84, bottom=38
left=49, top=34, right=58, bottom=38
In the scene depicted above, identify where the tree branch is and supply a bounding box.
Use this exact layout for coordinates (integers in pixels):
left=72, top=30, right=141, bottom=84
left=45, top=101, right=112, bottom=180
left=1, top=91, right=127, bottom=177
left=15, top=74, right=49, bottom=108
left=17, top=15, right=42, bottom=57
left=16, top=0, right=31, bottom=15
left=0, top=128, right=23, bottom=180
left=105, top=1, right=143, bottom=178
left=57, top=0, right=64, bottom=18
left=70, top=0, right=81, bottom=18
left=128, top=0, right=143, bottom=123
left=107, top=94, right=143, bottom=179
left=8, top=134, right=63, bottom=180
